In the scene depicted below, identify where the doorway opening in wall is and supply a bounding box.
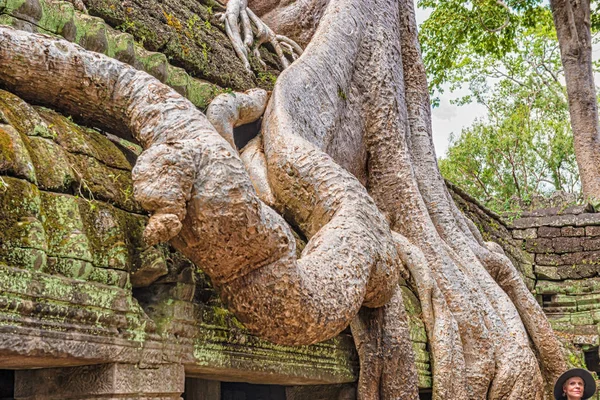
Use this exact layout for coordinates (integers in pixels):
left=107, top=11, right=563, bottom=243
left=419, top=388, right=432, bottom=400
left=0, top=370, right=14, bottom=400
left=584, top=346, right=600, bottom=374
left=541, top=294, right=555, bottom=307
left=221, top=382, right=286, bottom=400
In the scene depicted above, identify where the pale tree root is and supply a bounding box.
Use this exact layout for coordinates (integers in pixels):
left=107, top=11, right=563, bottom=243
left=393, top=233, right=467, bottom=400
left=239, top=135, right=276, bottom=206
left=206, top=88, right=276, bottom=205
left=206, top=88, right=269, bottom=150
left=350, top=285, right=419, bottom=400
left=263, top=0, right=565, bottom=397
left=0, top=26, right=402, bottom=346
left=217, top=0, right=303, bottom=72
left=396, top=0, right=566, bottom=394
left=207, top=88, right=418, bottom=399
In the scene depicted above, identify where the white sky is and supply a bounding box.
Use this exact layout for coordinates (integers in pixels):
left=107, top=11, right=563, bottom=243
left=415, top=6, right=600, bottom=158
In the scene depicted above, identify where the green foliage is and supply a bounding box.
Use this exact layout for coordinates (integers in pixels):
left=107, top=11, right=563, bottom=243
left=437, top=12, right=582, bottom=212
left=419, top=0, right=599, bottom=102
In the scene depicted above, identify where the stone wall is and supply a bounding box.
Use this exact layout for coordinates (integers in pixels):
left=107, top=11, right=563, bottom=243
left=451, top=183, right=600, bottom=377
left=512, top=208, right=600, bottom=352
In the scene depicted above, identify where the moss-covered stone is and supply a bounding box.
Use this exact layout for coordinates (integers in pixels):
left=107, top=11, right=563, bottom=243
left=400, top=285, right=428, bottom=344
left=23, top=136, right=75, bottom=191
left=66, top=152, right=141, bottom=212
left=39, top=191, right=93, bottom=262
left=130, top=246, right=168, bottom=287
left=80, top=0, right=279, bottom=90
left=74, top=12, right=110, bottom=53
left=47, top=256, right=129, bottom=288
left=0, top=177, right=47, bottom=263
left=0, top=247, right=47, bottom=272
left=0, top=124, right=36, bottom=183
left=36, top=107, right=131, bottom=170
left=77, top=200, right=129, bottom=271
left=0, top=89, right=55, bottom=139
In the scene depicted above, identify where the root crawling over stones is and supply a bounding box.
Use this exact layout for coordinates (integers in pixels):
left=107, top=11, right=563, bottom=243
left=217, top=0, right=303, bottom=72
left=0, top=25, right=399, bottom=347
left=0, top=0, right=568, bottom=395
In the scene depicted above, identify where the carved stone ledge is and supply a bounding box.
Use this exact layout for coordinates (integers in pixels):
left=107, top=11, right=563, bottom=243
left=14, top=363, right=184, bottom=400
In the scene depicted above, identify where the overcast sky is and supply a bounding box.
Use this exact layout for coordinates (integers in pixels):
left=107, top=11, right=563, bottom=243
left=414, top=7, right=600, bottom=158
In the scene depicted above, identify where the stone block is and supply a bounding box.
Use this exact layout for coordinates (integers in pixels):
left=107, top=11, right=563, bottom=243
left=0, top=124, right=36, bottom=183
left=562, top=226, right=585, bottom=237
left=538, top=226, right=562, bottom=238
left=583, top=238, right=600, bottom=251
left=535, top=265, right=560, bottom=280
left=587, top=226, right=600, bottom=237
left=513, top=213, right=600, bottom=229
left=537, top=251, right=600, bottom=266
left=557, top=264, right=598, bottom=280
left=547, top=313, right=574, bottom=332
left=15, top=363, right=184, bottom=399
left=46, top=257, right=129, bottom=288
left=536, top=253, right=560, bottom=266
left=552, top=294, right=577, bottom=307
left=0, top=89, right=55, bottom=139
left=536, top=253, right=561, bottom=266
left=36, top=107, right=131, bottom=170
left=591, top=309, right=600, bottom=323
left=572, top=334, right=599, bottom=346
left=77, top=200, right=130, bottom=271
left=576, top=293, right=600, bottom=311
left=512, top=228, right=537, bottom=239
left=536, top=264, right=598, bottom=280
left=40, top=192, right=93, bottom=262
left=24, top=135, right=75, bottom=191
left=66, top=152, right=142, bottom=213
left=571, top=311, right=594, bottom=326
left=524, top=238, right=553, bottom=253
left=553, top=237, right=584, bottom=253
left=537, top=277, right=600, bottom=296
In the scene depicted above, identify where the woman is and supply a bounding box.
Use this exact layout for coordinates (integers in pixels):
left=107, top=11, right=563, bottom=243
left=554, top=368, right=597, bottom=399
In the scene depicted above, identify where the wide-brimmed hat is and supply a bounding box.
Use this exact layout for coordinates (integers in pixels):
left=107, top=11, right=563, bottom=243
left=554, top=368, right=596, bottom=399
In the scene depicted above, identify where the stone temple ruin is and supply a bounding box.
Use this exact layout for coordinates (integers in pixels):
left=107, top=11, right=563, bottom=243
left=0, top=0, right=599, bottom=398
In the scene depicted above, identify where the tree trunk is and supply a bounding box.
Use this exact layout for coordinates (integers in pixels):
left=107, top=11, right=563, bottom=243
left=550, top=0, right=600, bottom=201
left=0, top=0, right=568, bottom=397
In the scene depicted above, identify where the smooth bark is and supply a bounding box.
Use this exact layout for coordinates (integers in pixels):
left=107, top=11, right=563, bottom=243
left=550, top=0, right=600, bottom=201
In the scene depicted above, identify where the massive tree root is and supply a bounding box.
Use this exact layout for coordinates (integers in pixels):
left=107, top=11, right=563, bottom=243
left=257, top=0, right=566, bottom=398
left=0, top=0, right=568, bottom=396
left=0, top=26, right=400, bottom=346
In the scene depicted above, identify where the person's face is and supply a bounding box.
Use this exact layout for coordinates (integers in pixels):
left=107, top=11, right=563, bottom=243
left=563, top=377, right=585, bottom=399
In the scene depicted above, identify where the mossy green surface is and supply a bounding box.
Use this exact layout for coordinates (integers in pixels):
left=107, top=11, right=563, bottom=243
left=0, top=0, right=221, bottom=110
left=36, top=107, right=131, bottom=170
left=193, top=305, right=358, bottom=385
left=24, top=136, right=75, bottom=191
left=66, top=152, right=141, bottom=212
left=39, top=191, right=93, bottom=262
left=0, top=124, right=36, bottom=183
left=0, top=177, right=46, bottom=272
left=0, top=89, right=55, bottom=139
left=78, top=200, right=129, bottom=271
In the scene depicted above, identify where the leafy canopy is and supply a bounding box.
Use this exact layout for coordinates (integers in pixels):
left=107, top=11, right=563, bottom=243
left=433, top=9, right=583, bottom=212
left=419, top=0, right=599, bottom=103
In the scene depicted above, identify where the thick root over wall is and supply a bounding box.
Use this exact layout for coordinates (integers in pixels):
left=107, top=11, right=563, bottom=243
left=0, top=0, right=566, bottom=396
